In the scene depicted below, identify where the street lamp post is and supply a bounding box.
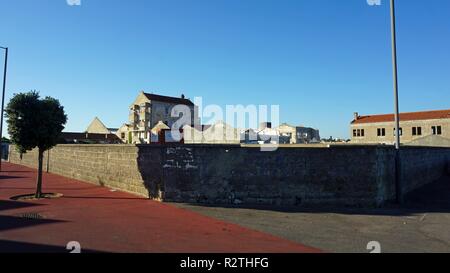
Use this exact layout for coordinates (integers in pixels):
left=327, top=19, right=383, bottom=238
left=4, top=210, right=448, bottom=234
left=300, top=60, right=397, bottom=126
left=0, top=46, right=8, bottom=172
left=389, top=0, right=403, bottom=203
left=390, top=0, right=401, bottom=150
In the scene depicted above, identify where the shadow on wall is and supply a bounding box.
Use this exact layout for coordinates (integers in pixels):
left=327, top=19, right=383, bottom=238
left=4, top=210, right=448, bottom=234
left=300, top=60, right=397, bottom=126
left=135, top=144, right=450, bottom=209
left=179, top=174, right=450, bottom=216
left=136, top=144, right=165, bottom=201
left=136, top=144, right=400, bottom=208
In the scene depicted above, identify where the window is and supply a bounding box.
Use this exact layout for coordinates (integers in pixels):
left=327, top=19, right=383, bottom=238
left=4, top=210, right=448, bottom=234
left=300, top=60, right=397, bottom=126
left=413, top=127, right=422, bottom=136
left=432, top=126, right=442, bottom=135
left=353, top=129, right=365, bottom=138
left=377, top=128, right=386, bottom=137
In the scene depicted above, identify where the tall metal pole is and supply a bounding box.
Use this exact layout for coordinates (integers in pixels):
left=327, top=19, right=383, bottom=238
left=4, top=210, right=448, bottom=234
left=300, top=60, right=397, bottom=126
left=390, top=0, right=403, bottom=203
left=0, top=47, right=8, bottom=172
left=390, top=0, right=401, bottom=150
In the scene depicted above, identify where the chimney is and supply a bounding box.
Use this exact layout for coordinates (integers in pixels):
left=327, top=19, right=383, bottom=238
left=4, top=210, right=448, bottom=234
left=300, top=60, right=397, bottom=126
left=181, top=94, right=185, bottom=99
left=354, top=112, right=359, bottom=121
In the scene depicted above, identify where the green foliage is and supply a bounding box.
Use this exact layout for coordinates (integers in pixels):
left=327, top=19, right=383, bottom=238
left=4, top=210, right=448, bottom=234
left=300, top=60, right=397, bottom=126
left=1, top=137, right=10, bottom=143
left=5, top=91, right=68, bottom=154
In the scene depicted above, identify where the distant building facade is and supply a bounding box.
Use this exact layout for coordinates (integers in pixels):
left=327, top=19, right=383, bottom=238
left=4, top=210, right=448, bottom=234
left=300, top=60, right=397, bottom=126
left=86, top=117, right=118, bottom=135
left=118, top=92, right=321, bottom=145
left=127, top=92, right=199, bottom=144
left=60, top=117, right=121, bottom=144
left=350, top=109, right=450, bottom=145
left=276, top=123, right=321, bottom=144
left=236, top=123, right=320, bottom=144
left=184, top=121, right=241, bottom=144
left=59, top=132, right=122, bottom=144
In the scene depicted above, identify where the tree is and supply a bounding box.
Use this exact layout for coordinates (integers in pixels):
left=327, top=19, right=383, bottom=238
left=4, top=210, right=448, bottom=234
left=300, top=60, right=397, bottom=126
left=5, top=91, right=67, bottom=198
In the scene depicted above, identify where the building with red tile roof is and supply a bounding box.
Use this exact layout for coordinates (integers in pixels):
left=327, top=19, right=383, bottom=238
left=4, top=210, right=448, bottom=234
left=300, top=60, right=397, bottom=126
left=350, top=109, right=450, bottom=145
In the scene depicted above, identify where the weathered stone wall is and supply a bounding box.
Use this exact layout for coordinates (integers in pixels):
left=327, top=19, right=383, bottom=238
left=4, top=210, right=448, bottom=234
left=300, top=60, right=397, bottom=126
left=399, top=147, right=450, bottom=194
left=8, top=144, right=450, bottom=207
left=9, top=145, right=150, bottom=197
left=157, top=145, right=396, bottom=207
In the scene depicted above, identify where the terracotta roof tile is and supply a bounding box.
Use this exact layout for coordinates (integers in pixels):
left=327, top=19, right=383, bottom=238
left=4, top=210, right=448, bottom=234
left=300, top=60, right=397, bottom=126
left=352, top=109, right=450, bottom=124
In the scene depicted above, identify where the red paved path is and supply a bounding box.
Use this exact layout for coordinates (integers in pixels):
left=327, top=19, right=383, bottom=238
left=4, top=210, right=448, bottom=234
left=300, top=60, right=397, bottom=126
left=0, top=162, right=320, bottom=253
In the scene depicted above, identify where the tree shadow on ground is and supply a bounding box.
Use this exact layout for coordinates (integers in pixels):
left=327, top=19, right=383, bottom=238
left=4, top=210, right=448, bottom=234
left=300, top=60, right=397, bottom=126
left=0, top=240, right=102, bottom=253
left=0, top=215, right=66, bottom=232
left=0, top=175, right=25, bottom=180
left=0, top=200, right=44, bottom=212
left=62, top=196, right=147, bottom=201
left=1, top=170, right=31, bottom=173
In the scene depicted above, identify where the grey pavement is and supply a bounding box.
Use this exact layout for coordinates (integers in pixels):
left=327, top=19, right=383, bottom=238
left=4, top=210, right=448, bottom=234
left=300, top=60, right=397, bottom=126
left=174, top=175, right=450, bottom=253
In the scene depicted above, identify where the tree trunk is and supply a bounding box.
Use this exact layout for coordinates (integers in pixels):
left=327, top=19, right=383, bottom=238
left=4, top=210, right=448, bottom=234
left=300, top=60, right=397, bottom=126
left=35, top=148, right=44, bottom=199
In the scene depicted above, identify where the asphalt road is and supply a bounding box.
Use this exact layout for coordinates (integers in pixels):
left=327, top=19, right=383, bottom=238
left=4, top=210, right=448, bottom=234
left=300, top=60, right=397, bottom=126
left=175, top=176, right=450, bottom=253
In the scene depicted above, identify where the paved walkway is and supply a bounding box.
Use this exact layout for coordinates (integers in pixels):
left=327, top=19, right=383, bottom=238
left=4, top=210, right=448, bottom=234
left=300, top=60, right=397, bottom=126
left=0, top=162, right=319, bottom=253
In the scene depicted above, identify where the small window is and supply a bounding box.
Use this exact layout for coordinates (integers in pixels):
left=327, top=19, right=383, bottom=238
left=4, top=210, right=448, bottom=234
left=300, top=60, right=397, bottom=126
left=357, top=129, right=361, bottom=137
left=433, top=126, right=442, bottom=135
left=377, top=128, right=381, bottom=137
left=412, top=127, right=422, bottom=136
left=353, top=130, right=357, bottom=137
left=361, top=129, right=365, bottom=137
left=378, top=128, right=386, bottom=137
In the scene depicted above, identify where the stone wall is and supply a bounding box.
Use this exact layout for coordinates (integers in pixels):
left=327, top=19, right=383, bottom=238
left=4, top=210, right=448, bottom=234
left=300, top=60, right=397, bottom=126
left=157, top=145, right=396, bottom=206
left=8, top=144, right=450, bottom=207
left=399, top=147, right=450, bottom=194
left=9, top=145, right=150, bottom=197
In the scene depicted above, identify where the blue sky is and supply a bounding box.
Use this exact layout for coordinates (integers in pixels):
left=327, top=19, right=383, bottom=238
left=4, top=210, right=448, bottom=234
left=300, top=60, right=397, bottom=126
left=1, top=0, right=449, bottom=139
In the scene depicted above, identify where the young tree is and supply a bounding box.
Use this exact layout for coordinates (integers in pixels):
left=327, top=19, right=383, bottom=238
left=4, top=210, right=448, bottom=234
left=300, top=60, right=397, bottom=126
left=5, top=91, right=67, bottom=198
